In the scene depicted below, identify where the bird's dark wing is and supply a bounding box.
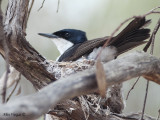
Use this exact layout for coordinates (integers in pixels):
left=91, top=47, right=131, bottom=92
left=110, top=17, right=150, bottom=54
left=58, top=44, right=82, bottom=62
left=58, top=37, right=108, bottom=62
left=59, top=17, right=151, bottom=62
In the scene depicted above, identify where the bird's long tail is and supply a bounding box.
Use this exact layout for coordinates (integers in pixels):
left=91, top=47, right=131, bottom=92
left=110, top=17, right=151, bottom=54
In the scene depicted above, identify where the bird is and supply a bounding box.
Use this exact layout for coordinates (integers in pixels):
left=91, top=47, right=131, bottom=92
left=38, top=17, right=151, bottom=62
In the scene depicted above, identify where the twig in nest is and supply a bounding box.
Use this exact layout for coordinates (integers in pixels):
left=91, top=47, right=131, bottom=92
left=6, top=74, right=21, bottom=102
left=38, top=0, right=45, bottom=11
left=57, top=0, right=60, bottom=13
left=79, top=96, right=90, bottom=120
left=126, top=76, right=140, bottom=100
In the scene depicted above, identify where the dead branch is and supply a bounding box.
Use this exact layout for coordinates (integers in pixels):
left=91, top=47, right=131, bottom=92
left=0, top=51, right=159, bottom=120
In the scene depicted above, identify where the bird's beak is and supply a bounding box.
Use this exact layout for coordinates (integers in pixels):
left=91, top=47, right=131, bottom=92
left=38, top=33, right=59, bottom=38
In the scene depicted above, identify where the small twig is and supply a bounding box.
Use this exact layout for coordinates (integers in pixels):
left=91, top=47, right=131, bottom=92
left=150, top=19, right=160, bottom=54
left=6, top=74, right=21, bottom=102
left=27, top=0, right=35, bottom=22
left=56, top=0, right=60, bottom=13
left=142, top=6, right=160, bottom=17
left=141, top=81, right=149, bottom=120
left=38, top=0, right=45, bottom=11
left=144, top=18, right=160, bottom=52
left=126, top=76, right=140, bottom=100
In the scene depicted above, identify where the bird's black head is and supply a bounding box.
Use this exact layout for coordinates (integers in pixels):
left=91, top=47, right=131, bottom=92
left=38, top=29, right=87, bottom=44
left=53, top=29, right=87, bottom=44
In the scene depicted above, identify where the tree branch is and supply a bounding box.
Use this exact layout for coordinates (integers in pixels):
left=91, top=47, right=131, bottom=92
left=0, top=0, right=56, bottom=89
left=0, top=51, right=159, bottom=120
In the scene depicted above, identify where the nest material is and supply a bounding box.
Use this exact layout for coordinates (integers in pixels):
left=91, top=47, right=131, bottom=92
left=46, top=59, right=124, bottom=119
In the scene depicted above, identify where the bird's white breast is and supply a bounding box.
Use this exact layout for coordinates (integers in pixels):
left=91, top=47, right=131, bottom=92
left=51, top=38, right=73, bottom=55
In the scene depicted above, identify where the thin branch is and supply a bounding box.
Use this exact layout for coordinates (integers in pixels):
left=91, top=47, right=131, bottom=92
left=6, top=74, right=21, bottom=102
left=141, top=81, right=150, bottom=120
left=150, top=18, right=160, bottom=54
left=126, top=76, right=140, bottom=100
left=142, top=6, right=160, bottom=17
left=38, top=0, right=46, bottom=11
left=144, top=18, right=160, bottom=52
left=27, top=0, right=35, bottom=23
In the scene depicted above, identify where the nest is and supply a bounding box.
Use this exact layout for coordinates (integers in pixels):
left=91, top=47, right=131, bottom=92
left=44, top=59, right=124, bottom=119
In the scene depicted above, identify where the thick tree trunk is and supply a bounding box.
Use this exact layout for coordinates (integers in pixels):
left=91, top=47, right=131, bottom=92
left=1, top=0, right=56, bottom=89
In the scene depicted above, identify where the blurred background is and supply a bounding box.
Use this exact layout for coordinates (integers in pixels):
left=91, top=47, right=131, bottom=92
left=0, top=0, right=160, bottom=118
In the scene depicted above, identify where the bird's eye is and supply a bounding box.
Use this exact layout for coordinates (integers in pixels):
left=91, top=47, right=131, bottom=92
left=64, top=32, right=70, bottom=38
